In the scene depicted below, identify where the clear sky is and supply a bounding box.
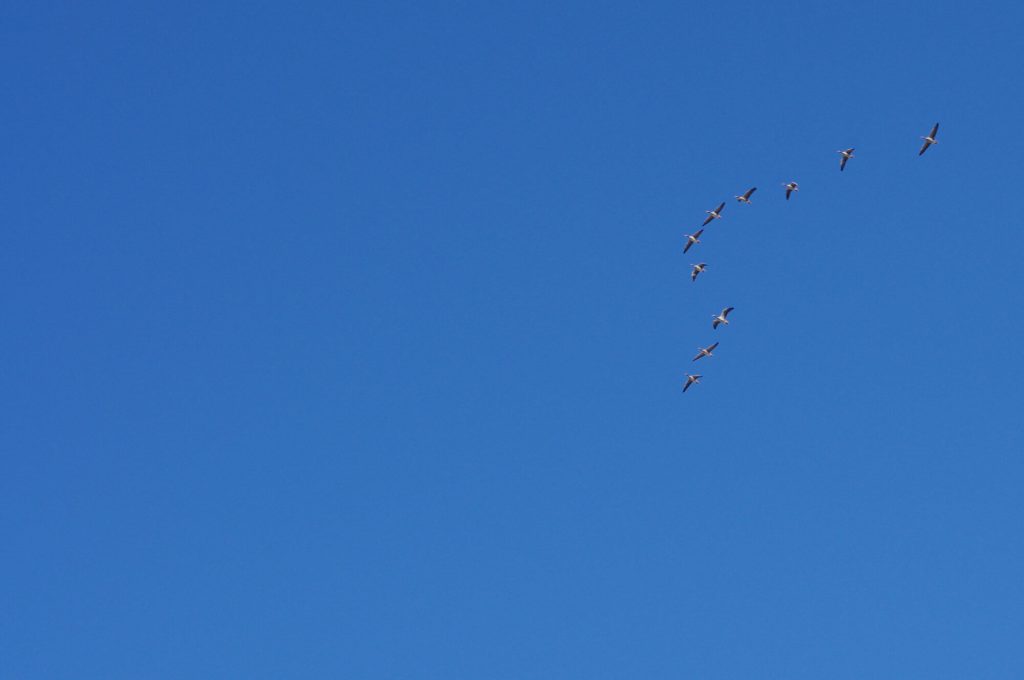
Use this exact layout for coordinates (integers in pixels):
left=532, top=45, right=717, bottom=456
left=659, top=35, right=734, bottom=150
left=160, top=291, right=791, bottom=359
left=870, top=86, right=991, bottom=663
left=4, top=2, right=1024, bottom=678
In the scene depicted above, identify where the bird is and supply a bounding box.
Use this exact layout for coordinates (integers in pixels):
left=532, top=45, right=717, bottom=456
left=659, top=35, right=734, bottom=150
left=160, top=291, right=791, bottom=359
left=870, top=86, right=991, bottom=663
left=712, top=306, right=734, bottom=329
left=735, top=187, right=757, bottom=204
left=683, top=229, right=704, bottom=254
left=838, top=148, right=855, bottom=171
left=783, top=182, right=799, bottom=200
left=692, top=341, right=719, bottom=362
left=683, top=373, right=702, bottom=393
left=691, top=263, right=707, bottom=282
left=919, top=123, right=939, bottom=156
left=702, top=202, right=725, bottom=226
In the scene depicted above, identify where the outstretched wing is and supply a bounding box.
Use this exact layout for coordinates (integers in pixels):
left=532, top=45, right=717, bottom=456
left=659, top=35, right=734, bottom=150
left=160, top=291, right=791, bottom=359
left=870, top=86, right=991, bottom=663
left=707, top=342, right=719, bottom=352
left=919, top=140, right=931, bottom=156
left=722, top=307, right=734, bottom=318
left=840, top=156, right=848, bottom=171
left=684, top=229, right=703, bottom=253
left=702, top=214, right=714, bottom=226
left=715, top=202, right=725, bottom=214
left=929, top=122, right=939, bottom=138
left=785, top=188, right=792, bottom=199
left=712, top=318, right=721, bottom=329
left=744, top=187, right=757, bottom=199
left=683, top=379, right=693, bottom=392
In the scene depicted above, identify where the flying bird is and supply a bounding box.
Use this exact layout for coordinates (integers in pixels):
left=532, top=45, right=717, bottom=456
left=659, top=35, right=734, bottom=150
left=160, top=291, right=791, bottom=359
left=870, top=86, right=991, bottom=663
left=691, top=263, right=707, bottom=282
left=838, top=148, right=855, bottom=171
left=712, top=306, right=734, bottom=329
left=683, top=373, right=702, bottom=393
left=783, top=182, right=799, bottom=200
left=683, top=229, right=704, bottom=254
left=919, top=123, right=939, bottom=155
left=735, top=187, right=757, bottom=204
left=702, top=202, right=725, bottom=226
left=692, top=341, right=719, bottom=362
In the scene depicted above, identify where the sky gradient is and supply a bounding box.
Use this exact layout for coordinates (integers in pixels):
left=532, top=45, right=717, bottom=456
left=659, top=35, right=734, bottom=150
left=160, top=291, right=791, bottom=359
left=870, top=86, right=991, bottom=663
left=4, top=2, right=1024, bottom=678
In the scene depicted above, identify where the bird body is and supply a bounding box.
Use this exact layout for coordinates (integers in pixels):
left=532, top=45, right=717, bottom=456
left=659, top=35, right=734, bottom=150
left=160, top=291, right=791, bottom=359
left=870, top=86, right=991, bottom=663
left=838, top=148, right=855, bottom=171
left=712, top=306, right=734, bottom=329
left=784, top=182, right=799, bottom=200
left=692, top=341, right=719, bottom=362
left=735, top=187, right=757, bottom=204
left=683, top=229, right=704, bottom=254
left=919, top=123, right=939, bottom=155
left=683, top=373, right=702, bottom=392
left=702, top=202, right=726, bottom=226
left=691, top=263, right=707, bottom=282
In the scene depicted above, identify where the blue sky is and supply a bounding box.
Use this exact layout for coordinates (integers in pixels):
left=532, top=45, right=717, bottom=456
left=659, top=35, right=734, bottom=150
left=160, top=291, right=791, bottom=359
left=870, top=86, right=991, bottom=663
left=4, top=2, right=1024, bottom=678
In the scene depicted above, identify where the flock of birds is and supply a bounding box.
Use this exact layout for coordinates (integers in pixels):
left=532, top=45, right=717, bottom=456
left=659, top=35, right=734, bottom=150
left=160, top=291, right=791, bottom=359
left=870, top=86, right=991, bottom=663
left=682, top=122, right=941, bottom=393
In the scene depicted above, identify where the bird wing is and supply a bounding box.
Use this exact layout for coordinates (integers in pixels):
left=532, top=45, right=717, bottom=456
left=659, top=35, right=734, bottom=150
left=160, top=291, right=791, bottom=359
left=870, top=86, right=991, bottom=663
left=707, top=342, right=719, bottom=352
left=685, top=229, right=703, bottom=252
left=919, top=140, right=930, bottom=155
left=712, top=318, right=720, bottom=329
left=683, top=379, right=692, bottom=392
left=691, top=269, right=698, bottom=281
left=785, top=188, right=792, bottom=199
left=715, top=202, right=725, bottom=214
left=702, top=214, right=713, bottom=226
left=930, top=123, right=939, bottom=138
left=692, top=352, right=703, bottom=362
left=840, top=156, right=847, bottom=171
left=723, top=307, right=734, bottom=317
left=745, top=187, right=757, bottom=199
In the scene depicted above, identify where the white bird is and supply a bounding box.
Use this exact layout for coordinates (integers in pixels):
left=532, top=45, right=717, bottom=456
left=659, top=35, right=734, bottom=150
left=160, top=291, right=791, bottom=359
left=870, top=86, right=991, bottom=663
left=838, top=148, right=855, bottom=171
left=712, top=306, right=734, bottom=329
left=691, top=263, right=707, bottom=282
left=783, top=182, right=799, bottom=200
left=683, top=228, right=704, bottom=254
left=692, top=341, right=719, bottom=362
left=683, top=373, right=702, bottom=393
left=735, top=187, right=757, bottom=204
left=919, top=123, right=939, bottom=156
left=702, top=202, right=725, bottom=226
